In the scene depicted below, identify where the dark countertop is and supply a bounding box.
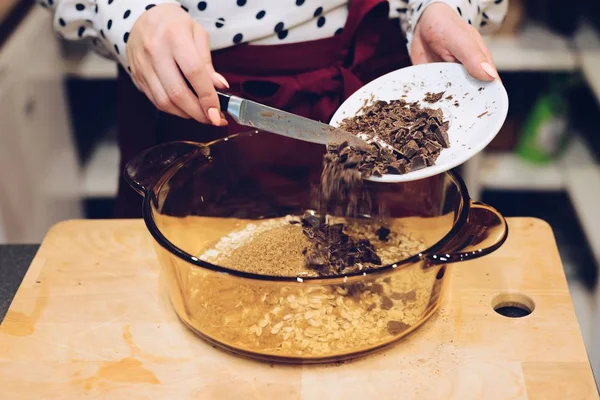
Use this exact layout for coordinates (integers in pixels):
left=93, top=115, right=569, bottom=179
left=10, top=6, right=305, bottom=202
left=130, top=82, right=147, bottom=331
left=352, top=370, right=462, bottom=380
left=0, top=244, right=39, bottom=322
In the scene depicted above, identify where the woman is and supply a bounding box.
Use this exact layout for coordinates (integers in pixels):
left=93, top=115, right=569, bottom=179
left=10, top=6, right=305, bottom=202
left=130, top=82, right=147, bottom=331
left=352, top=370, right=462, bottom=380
left=39, top=0, right=506, bottom=217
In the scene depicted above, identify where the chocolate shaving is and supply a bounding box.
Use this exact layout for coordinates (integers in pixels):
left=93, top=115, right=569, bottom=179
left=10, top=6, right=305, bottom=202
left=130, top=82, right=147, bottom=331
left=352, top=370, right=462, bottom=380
left=423, top=91, right=445, bottom=103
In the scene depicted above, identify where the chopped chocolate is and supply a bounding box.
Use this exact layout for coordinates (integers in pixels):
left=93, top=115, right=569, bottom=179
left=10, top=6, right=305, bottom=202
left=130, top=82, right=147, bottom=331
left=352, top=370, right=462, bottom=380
left=302, top=96, right=450, bottom=277
left=430, top=122, right=450, bottom=148
left=423, top=91, right=445, bottom=103
left=399, top=140, right=420, bottom=158
left=407, top=154, right=427, bottom=171
left=445, top=95, right=453, bottom=100
left=336, top=98, right=450, bottom=177
left=299, top=212, right=382, bottom=276
left=390, top=290, right=417, bottom=302
left=381, top=296, right=394, bottom=310
left=387, top=320, right=410, bottom=335
left=370, top=283, right=384, bottom=294
left=376, top=226, right=391, bottom=241
left=477, top=110, right=489, bottom=118
left=423, top=139, right=443, bottom=153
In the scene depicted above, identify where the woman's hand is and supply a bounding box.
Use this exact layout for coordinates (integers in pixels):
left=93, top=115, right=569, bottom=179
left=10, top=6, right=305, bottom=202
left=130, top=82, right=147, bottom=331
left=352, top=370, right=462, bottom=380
left=127, top=4, right=229, bottom=125
left=411, top=3, right=499, bottom=82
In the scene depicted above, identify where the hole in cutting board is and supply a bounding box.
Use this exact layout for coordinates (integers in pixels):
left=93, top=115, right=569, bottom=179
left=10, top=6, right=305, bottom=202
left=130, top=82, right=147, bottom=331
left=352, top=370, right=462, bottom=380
left=491, top=293, right=535, bottom=318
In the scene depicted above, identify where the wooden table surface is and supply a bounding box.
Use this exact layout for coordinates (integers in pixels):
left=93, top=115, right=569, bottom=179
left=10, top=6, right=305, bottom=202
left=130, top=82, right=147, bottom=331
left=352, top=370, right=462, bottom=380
left=0, top=218, right=597, bottom=399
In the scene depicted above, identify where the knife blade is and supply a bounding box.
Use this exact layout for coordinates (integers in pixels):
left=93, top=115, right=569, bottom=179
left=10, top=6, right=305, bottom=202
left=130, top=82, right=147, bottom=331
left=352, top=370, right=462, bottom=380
left=218, top=92, right=370, bottom=149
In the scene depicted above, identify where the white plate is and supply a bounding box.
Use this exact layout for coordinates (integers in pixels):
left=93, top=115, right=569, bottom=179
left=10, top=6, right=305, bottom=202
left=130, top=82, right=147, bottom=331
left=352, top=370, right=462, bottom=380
left=329, top=63, right=509, bottom=183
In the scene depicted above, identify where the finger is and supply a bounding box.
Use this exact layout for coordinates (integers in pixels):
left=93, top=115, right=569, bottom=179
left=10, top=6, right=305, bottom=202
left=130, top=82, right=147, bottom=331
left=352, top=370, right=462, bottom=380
left=411, top=32, right=445, bottom=65
left=136, top=76, right=156, bottom=105
left=153, top=53, right=208, bottom=123
left=145, top=69, right=191, bottom=119
left=173, top=29, right=223, bottom=125
left=410, top=33, right=429, bottom=65
left=129, top=67, right=146, bottom=92
left=212, top=72, right=230, bottom=90
left=474, top=31, right=495, bottom=67
left=131, top=69, right=154, bottom=104
left=192, top=24, right=229, bottom=90
left=445, top=27, right=497, bottom=81
left=472, top=30, right=502, bottom=83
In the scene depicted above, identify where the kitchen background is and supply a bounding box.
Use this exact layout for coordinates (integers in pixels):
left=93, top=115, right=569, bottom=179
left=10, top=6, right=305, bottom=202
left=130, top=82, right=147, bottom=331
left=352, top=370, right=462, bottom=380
left=1, top=0, right=600, bottom=381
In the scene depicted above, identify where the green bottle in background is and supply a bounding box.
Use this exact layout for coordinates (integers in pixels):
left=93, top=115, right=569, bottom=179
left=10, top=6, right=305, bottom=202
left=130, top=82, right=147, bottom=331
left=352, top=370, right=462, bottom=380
left=516, top=75, right=572, bottom=164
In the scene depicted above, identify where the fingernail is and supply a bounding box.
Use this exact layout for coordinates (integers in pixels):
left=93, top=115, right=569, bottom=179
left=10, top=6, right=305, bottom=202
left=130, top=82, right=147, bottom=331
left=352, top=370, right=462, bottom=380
left=481, top=62, right=499, bottom=80
left=207, top=108, right=221, bottom=125
left=213, top=72, right=230, bottom=89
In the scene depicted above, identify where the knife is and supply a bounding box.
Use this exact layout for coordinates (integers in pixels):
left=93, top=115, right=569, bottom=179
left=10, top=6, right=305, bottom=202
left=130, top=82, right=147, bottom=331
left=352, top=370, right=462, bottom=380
left=216, top=92, right=370, bottom=150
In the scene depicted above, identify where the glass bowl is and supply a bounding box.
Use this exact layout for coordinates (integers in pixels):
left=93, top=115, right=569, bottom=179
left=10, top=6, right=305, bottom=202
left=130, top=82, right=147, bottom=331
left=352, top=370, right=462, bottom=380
left=125, top=131, right=508, bottom=363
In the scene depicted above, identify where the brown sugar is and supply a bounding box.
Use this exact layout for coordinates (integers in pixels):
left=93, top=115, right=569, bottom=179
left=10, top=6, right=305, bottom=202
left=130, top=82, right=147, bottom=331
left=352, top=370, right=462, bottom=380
left=218, top=223, right=315, bottom=277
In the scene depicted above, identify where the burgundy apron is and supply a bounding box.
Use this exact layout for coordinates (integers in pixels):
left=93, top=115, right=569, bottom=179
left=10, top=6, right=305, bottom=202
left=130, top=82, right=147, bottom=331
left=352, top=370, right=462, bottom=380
left=115, top=0, right=412, bottom=217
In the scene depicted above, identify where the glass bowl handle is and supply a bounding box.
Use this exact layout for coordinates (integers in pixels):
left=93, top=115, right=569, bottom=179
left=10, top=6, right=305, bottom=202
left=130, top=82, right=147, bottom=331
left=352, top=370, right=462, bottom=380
left=426, top=200, right=508, bottom=265
left=124, top=141, right=208, bottom=196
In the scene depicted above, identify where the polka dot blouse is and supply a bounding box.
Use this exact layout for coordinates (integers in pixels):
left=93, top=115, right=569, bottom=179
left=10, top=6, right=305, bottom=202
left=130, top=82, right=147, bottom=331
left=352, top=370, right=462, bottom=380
left=38, top=0, right=507, bottom=71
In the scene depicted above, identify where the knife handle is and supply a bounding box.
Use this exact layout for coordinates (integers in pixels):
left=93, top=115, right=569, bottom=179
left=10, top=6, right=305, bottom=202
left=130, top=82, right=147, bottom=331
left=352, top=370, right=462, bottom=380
left=217, top=92, right=231, bottom=113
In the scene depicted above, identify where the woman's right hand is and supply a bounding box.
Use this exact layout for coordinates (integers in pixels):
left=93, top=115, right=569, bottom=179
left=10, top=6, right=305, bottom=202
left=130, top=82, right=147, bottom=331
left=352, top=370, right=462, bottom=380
left=127, top=4, right=229, bottom=125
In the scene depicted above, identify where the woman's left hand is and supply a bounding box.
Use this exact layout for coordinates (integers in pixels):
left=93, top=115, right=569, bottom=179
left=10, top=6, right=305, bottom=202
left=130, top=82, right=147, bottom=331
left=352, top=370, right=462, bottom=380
left=410, top=3, right=499, bottom=82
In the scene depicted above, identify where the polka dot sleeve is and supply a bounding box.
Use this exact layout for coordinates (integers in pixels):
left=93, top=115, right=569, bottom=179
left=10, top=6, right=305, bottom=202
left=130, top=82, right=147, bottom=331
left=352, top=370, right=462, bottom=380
left=37, top=0, right=178, bottom=70
left=391, top=0, right=508, bottom=51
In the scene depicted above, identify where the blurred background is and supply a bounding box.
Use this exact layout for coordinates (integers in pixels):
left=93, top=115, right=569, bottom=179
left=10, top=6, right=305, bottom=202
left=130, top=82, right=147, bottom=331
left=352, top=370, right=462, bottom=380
left=1, top=0, right=600, bottom=380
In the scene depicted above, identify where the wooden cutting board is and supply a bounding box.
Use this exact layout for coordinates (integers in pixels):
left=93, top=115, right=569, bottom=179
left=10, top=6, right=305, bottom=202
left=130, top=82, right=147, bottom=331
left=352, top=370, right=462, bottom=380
left=0, top=218, right=597, bottom=399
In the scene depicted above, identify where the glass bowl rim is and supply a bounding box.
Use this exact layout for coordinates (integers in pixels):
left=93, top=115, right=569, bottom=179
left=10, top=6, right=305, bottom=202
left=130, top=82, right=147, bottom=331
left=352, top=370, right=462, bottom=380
left=140, top=134, right=472, bottom=282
